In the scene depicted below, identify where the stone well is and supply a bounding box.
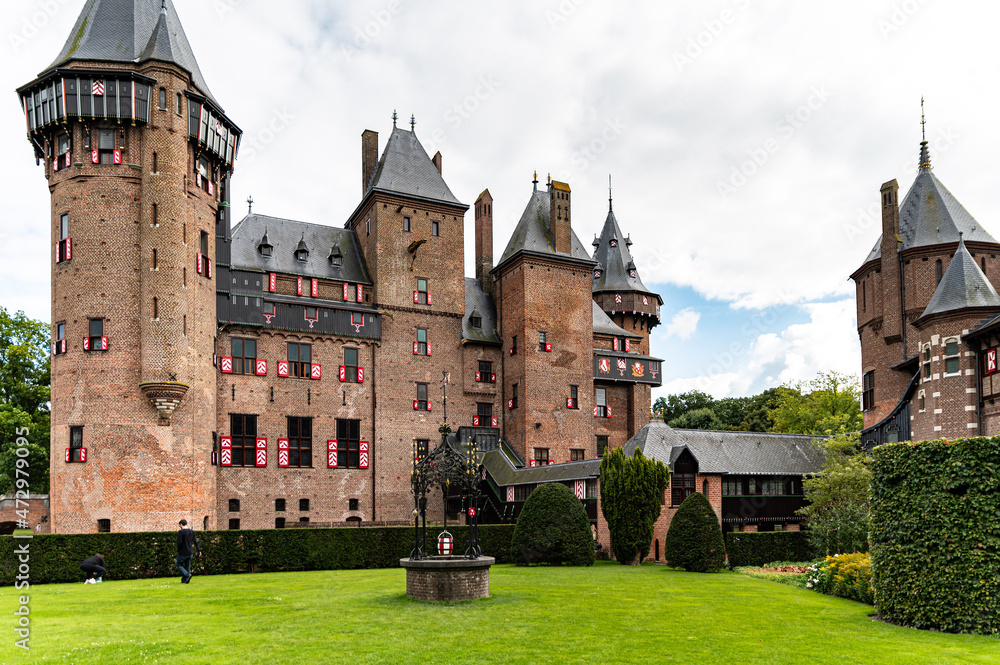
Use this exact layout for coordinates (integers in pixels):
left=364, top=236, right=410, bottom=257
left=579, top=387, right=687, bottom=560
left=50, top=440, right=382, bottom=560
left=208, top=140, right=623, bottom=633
left=400, top=556, right=495, bottom=601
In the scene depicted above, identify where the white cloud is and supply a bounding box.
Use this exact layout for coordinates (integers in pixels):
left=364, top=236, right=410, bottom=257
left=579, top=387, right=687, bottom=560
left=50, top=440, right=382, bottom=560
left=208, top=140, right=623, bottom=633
left=664, top=307, right=701, bottom=340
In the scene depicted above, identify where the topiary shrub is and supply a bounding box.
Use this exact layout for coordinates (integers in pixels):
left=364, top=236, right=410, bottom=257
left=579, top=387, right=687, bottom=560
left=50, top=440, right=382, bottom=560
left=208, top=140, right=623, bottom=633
left=599, top=447, right=669, bottom=565
left=510, top=482, right=595, bottom=566
left=664, top=492, right=725, bottom=572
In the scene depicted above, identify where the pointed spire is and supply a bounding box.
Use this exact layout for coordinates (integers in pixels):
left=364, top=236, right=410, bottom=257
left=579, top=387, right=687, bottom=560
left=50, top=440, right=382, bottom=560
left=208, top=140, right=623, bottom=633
left=246, top=195, right=253, bottom=215
left=919, top=97, right=931, bottom=171
left=161, top=0, right=167, bottom=14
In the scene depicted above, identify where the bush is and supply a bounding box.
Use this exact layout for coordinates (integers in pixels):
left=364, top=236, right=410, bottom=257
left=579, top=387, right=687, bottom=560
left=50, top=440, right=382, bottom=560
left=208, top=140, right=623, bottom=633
left=870, top=437, right=1000, bottom=634
left=725, top=531, right=815, bottom=567
left=805, top=553, right=873, bottom=605
left=599, top=447, right=669, bottom=565
left=510, top=483, right=594, bottom=566
left=0, top=524, right=515, bottom=585
left=664, top=492, right=725, bottom=572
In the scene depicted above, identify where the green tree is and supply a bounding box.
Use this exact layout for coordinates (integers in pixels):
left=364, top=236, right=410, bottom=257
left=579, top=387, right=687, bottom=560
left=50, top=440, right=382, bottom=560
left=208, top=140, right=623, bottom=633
left=511, top=482, right=594, bottom=566
left=743, top=387, right=784, bottom=432
left=663, top=491, right=726, bottom=572
left=797, top=432, right=870, bottom=555
left=770, top=371, right=862, bottom=436
left=712, top=396, right=752, bottom=430
left=0, top=308, right=51, bottom=494
left=653, top=390, right=715, bottom=424
left=599, top=447, right=669, bottom=565
left=668, top=407, right=723, bottom=431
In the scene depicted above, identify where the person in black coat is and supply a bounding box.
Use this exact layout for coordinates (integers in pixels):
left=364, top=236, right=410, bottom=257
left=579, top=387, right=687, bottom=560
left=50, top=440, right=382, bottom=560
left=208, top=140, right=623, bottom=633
left=80, top=554, right=105, bottom=584
left=176, top=519, right=201, bottom=584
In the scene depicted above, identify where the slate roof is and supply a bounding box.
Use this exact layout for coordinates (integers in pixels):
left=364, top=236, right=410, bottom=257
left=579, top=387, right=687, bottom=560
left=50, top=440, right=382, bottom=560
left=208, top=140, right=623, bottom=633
left=482, top=449, right=600, bottom=487
left=45, top=0, right=220, bottom=107
left=592, top=302, right=640, bottom=339
left=462, top=278, right=501, bottom=345
left=860, top=142, right=997, bottom=265
left=919, top=235, right=1000, bottom=319
left=230, top=214, right=371, bottom=284
left=367, top=126, right=463, bottom=206
left=496, top=187, right=595, bottom=268
left=623, top=420, right=825, bottom=475
left=591, top=208, right=659, bottom=303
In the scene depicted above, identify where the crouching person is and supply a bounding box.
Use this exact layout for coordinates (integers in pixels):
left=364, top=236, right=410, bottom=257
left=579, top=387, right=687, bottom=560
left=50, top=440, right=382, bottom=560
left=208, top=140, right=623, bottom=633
left=81, top=553, right=106, bottom=584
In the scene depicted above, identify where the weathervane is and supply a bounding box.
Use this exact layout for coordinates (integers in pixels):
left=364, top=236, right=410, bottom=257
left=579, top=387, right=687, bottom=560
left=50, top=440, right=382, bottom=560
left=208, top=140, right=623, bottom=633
left=392, top=109, right=398, bottom=127
left=410, top=114, right=416, bottom=132
left=608, top=174, right=613, bottom=212
left=920, top=96, right=926, bottom=143
left=246, top=195, right=253, bottom=215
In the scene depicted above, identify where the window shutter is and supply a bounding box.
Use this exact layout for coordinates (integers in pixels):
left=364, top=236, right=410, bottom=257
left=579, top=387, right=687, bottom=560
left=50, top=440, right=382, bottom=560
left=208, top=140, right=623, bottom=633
left=506, top=487, right=514, bottom=502
left=593, top=405, right=599, bottom=417
left=413, top=400, right=419, bottom=410
left=277, top=360, right=289, bottom=377
left=278, top=438, right=289, bottom=467
left=413, top=342, right=419, bottom=355
left=613, top=338, right=619, bottom=352
left=255, top=437, right=267, bottom=467
left=255, top=359, right=267, bottom=376
left=297, top=277, right=303, bottom=295
left=269, top=273, right=277, bottom=292
left=427, top=400, right=433, bottom=412
left=359, top=441, right=369, bottom=469
left=91, top=149, right=99, bottom=164
left=55, top=242, right=62, bottom=264
left=566, top=397, right=573, bottom=409
left=508, top=399, right=514, bottom=410
left=113, top=149, right=121, bottom=165
left=339, top=365, right=346, bottom=382
left=82, top=336, right=90, bottom=351
left=206, top=258, right=212, bottom=279
left=427, top=292, right=433, bottom=305
left=606, top=405, right=613, bottom=418
left=475, top=371, right=481, bottom=382
left=427, top=342, right=432, bottom=356
left=60, top=340, right=67, bottom=354
left=473, top=415, right=480, bottom=427
left=220, top=356, right=233, bottom=373
left=327, top=440, right=338, bottom=468
left=545, top=343, right=552, bottom=352
left=491, top=416, right=498, bottom=428
left=530, top=459, right=537, bottom=467
left=343, top=283, right=350, bottom=301
left=310, top=363, right=322, bottom=380
left=490, top=373, right=496, bottom=383
left=64, top=448, right=70, bottom=462
left=220, top=436, right=232, bottom=466
left=80, top=447, right=87, bottom=462
left=208, top=180, right=214, bottom=196
left=625, top=339, right=631, bottom=353
left=413, top=290, right=419, bottom=303
left=196, top=172, right=202, bottom=187
left=65, top=237, right=71, bottom=260
left=356, top=285, right=363, bottom=302
left=357, top=367, right=364, bottom=383
left=101, top=337, right=108, bottom=351
left=196, top=253, right=203, bottom=275
left=311, top=278, right=318, bottom=298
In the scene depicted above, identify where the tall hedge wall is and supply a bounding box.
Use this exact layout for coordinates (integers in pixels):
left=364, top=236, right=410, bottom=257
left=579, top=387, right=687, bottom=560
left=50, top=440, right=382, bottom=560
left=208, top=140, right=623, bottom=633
left=725, top=531, right=814, bottom=567
left=870, top=437, right=1000, bottom=634
left=0, top=524, right=514, bottom=586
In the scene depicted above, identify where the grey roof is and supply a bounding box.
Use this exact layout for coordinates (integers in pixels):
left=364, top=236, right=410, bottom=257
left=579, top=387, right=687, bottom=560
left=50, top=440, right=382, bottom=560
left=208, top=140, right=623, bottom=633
left=919, top=235, right=1000, bottom=319
left=483, top=448, right=600, bottom=487
left=592, top=302, right=639, bottom=339
left=230, top=214, right=371, bottom=284
left=591, top=209, right=659, bottom=302
left=368, top=127, right=463, bottom=206
left=497, top=188, right=595, bottom=267
left=860, top=144, right=997, bottom=265
left=623, top=420, right=825, bottom=475
left=45, top=0, right=220, bottom=107
left=462, top=278, right=501, bottom=345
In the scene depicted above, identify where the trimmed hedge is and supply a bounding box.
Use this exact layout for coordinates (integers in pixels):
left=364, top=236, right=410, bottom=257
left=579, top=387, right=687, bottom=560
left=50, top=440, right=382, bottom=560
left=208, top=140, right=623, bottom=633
left=511, top=483, right=594, bottom=566
left=725, top=531, right=815, bottom=567
left=0, top=524, right=514, bottom=586
left=870, top=437, right=1000, bottom=635
left=664, top=492, right=726, bottom=572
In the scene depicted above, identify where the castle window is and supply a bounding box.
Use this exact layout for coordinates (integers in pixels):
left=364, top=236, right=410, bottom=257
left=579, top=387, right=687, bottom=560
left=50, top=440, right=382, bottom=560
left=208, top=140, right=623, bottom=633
left=416, top=383, right=430, bottom=411
left=862, top=371, right=874, bottom=411
left=228, top=499, right=240, bottom=512
left=415, top=278, right=430, bottom=305
left=200, top=230, right=209, bottom=256
left=862, top=280, right=866, bottom=312
left=923, top=345, right=931, bottom=379
left=232, top=338, right=256, bottom=375
left=299, top=499, right=310, bottom=511
left=671, top=468, right=696, bottom=506
left=477, top=360, right=492, bottom=382
left=538, top=331, right=548, bottom=351
left=918, top=391, right=926, bottom=412
left=415, top=328, right=429, bottom=355
left=349, top=498, right=359, bottom=511
left=936, top=259, right=943, bottom=284
left=54, top=322, right=66, bottom=355
left=229, top=519, right=240, bottom=530
left=275, top=499, right=286, bottom=512
left=176, top=92, right=183, bottom=116
left=68, top=425, right=84, bottom=462
left=158, top=88, right=167, bottom=110
left=944, top=339, right=960, bottom=374
left=287, top=417, right=313, bottom=467
left=336, top=419, right=361, bottom=468
left=477, top=402, right=493, bottom=424
left=571, top=449, right=585, bottom=461
left=470, top=314, right=482, bottom=329
left=287, top=342, right=311, bottom=378
left=511, top=335, right=517, bottom=355
left=97, top=129, right=116, bottom=164
left=152, top=297, right=159, bottom=320
left=275, top=517, right=285, bottom=529
left=344, top=348, right=359, bottom=383
left=595, top=387, right=608, bottom=417
left=229, top=414, right=257, bottom=467
left=568, top=385, right=579, bottom=409
left=403, top=216, right=411, bottom=232
left=57, top=213, right=71, bottom=263
left=596, top=435, right=608, bottom=457
left=152, top=249, right=158, bottom=270
left=511, top=383, right=519, bottom=409
left=97, top=519, right=111, bottom=533
left=87, top=318, right=105, bottom=351
left=722, top=478, right=741, bottom=496
left=432, top=220, right=440, bottom=236
left=299, top=517, right=309, bottom=523
left=534, top=448, right=549, bottom=465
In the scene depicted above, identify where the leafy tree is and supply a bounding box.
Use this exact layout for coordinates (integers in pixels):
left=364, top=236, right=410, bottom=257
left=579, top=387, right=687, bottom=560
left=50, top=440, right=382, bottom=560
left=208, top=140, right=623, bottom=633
left=770, top=372, right=862, bottom=436
left=797, top=433, right=870, bottom=555
left=511, top=482, right=594, bottom=566
left=653, top=390, right=714, bottom=424
left=743, top=388, right=784, bottom=432
left=712, top=396, right=752, bottom=430
left=599, top=447, right=669, bottom=565
left=668, top=407, right=723, bottom=431
left=0, top=308, right=51, bottom=494
left=663, top=491, right=726, bottom=572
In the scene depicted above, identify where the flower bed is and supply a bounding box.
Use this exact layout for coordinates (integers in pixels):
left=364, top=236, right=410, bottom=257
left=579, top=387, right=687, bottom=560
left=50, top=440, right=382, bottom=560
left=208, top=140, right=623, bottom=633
left=732, top=561, right=812, bottom=588
left=806, top=553, right=873, bottom=605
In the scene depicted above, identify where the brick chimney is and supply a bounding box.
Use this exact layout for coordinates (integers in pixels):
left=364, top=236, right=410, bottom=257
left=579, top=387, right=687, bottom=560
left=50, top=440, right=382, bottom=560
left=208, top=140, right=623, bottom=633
left=879, top=179, right=902, bottom=345
left=362, top=130, right=378, bottom=196
left=475, top=189, right=493, bottom=293
left=550, top=179, right=572, bottom=254
left=432, top=151, right=442, bottom=175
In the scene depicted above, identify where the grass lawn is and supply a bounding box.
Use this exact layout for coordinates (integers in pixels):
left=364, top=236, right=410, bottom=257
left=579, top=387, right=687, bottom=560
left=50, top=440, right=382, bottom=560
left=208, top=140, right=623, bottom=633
left=2, top=561, right=997, bottom=664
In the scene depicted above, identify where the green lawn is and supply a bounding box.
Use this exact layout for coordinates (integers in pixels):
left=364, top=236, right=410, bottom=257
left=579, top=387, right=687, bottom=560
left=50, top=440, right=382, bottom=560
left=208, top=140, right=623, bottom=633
left=1, top=561, right=996, bottom=664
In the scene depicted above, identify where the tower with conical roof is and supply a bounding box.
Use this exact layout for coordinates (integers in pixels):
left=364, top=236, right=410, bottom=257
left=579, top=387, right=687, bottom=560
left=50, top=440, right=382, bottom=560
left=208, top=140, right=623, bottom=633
left=19, top=0, right=241, bottom=532
left=852, top=122, right=1000, bottom=445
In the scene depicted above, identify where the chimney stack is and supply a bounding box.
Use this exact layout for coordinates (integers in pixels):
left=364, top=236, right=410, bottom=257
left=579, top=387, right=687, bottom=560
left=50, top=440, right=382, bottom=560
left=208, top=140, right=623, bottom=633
left=475, top=189, right=494, bottom=293
left=879, top=179, right=903, bottom=345
left=362, top=130, right=378, bottom=196
left=432, top=151, right=442, bottom=175
left=549, top=179, right=572, bottom=254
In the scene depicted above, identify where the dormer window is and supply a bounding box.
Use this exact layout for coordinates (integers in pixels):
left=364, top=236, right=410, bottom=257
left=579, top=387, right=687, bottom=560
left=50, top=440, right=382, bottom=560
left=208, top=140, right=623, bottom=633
left=295, top=235, right=309, bottom=262
left=470, top=314, right=482, bottom=329
left=258, top=230, right=272, bottom=257
left=329, top=243, right=343, bottom=267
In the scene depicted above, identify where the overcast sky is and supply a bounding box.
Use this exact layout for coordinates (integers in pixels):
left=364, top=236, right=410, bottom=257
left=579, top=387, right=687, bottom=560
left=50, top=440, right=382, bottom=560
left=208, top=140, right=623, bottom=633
left=4, top=0, right=999, bottom=402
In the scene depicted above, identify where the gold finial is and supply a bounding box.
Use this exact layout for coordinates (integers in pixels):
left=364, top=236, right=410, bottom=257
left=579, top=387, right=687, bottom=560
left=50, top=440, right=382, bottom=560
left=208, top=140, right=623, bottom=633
left=547, top=173, right=551, bottom=184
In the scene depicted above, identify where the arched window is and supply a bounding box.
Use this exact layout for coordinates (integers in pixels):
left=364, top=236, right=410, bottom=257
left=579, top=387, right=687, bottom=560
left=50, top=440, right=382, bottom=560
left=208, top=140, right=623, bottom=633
left=936, top=259, right=943, bottom=284
left=944, top=338, right=960, bottom=374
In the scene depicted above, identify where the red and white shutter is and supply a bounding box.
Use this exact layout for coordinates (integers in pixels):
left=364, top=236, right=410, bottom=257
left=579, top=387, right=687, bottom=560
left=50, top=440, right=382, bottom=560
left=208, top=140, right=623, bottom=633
left=79, top=447, right=87, bottom=462
left=356, top=285, right=363, bottom=302
left=413, top=290, right=419, bottom=303
left=100, top=336, right=108, bottom=351
left=344, top=283, right=350, bottom=301
left=530, top=459, right=537, bottom=468
left=357, top=367, right=364, bottom=383
left=91, top=149, right=99, bottom=164
left=625, top=339, right=631, bottom=353
left=606, top=405, right=613, bottom=418
left=255, top=437, right=267, bottom=467
left=255, top=359, right=267, bottom=376
left=60, top=340, right=67, bottom=354
left=508, top=398, right=514, bottom=410
left=82, top=336, right=90, bottom=351
left=297, top=277, right=303, bottom=295
left=65, top=448, right=70, bottom=462
left=220, top=436, right=232, bottom=466
left=413, top=400, right=419, bottom=410
left=413, top=342, right=419, bottom=355
left=545, top=343, right=552, bottom=352
left=427, top=400, right=433, bottom=412
left=359, top=441, right=369, bottom=469
left=475, top=371, right=481, bottom=382
left=310, top=363, right=322, bottom=380
left=196, top=172, right=202, bottom=188
left=327, top=440, right=338, bottom=468
left=593, top=405, right=600, bottom=417
left=196, top=253, right=204, bottom=275
left=278, top=438, right=289, bottom=467
left=65, top=152, right=71, bottom=168
left=473, top=415, right=480, bottom=427
left=491, top=416, right=498, bottom=428
left=490, top=373, right=496, bottom=383
left=311, top=278, right=318, bottom=298
left=339, top=365, right=347, bottom=382
left=269, top=273, right=277, bottom=292
left=65, top=237, right=71, bottom=261
left=208, top=180, right=214, bottom=196
left=206, top=258, right=212, bottom=279
left=113, top=150, right=122, bottom=165
left=567, top=397, right=574, bottom=409
left=506, top=487, right=514, bottom=502
left=575, top=480, right=585, bottom=500
left=613, top=338, right=619, bottom=352
left=221, top=356, right=233, bottom=373
left=426, top=342, right=432, bottom=356
left=988, top=348, right=998, bottom=374
left=427, top=292, right=433, bottom=306
left=277, top=360, right=289, bottom=377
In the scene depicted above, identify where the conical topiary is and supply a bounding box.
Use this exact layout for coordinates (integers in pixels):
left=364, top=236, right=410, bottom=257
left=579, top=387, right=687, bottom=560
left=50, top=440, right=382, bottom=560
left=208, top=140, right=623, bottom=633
left=511, top=482, right=595, bottom=566
left=664, top=491, right=726, bottom=572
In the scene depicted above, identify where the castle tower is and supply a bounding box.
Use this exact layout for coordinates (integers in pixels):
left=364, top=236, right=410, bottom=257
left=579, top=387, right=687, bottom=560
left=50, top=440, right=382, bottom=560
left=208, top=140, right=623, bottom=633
left=19, top=0, right=240, bottom=532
